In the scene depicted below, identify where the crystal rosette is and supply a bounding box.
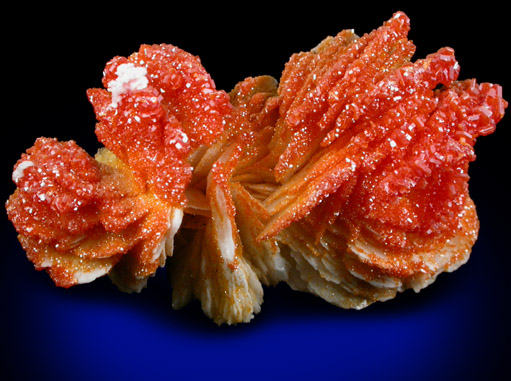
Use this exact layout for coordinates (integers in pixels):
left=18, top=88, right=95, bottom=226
left=6, top=12, right=507, bottom=324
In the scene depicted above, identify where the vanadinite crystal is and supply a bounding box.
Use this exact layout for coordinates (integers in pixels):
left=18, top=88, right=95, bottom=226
left=7, top=138, right=102, bottom=249
left=5, top=11, right=507, bottom=324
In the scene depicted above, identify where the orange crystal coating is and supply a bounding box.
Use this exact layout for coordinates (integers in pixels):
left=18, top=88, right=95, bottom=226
left=132, top=44, right=233, bottom=148
left=261, top=12, right=507, bottom=253
left=6, top=138, right=102, bottom=247
left=5, top=139, right=133, bottom=286
left=272, top=12, right=415, bottom=182
left=4, top=12, right=507, bottom=324
left=88, top=44, right=232, bottom=204
left=5, top=138, right=179, bottom=288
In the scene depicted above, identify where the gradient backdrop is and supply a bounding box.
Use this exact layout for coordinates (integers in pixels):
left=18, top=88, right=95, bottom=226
left=3, top=3, right=509, bottom=380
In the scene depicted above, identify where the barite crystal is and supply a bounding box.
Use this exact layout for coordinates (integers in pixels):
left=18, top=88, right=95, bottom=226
left=6, top=11, right=507, bottom=324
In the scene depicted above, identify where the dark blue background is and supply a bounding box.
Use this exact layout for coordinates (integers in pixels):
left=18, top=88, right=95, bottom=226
left=3, top=3, right=509, bottom=380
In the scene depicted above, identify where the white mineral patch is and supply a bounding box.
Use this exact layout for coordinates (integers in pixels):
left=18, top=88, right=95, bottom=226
left=12, top=161, right=34, bottom=183
left=214, top=186, right=236, bottom=264
left=108, top=63, right=149, bottom=107
left=74, top=267, right=110, bottom=284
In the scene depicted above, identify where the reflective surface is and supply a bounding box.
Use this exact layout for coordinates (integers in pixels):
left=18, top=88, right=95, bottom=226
left=3, top=4, right=509, bottom=380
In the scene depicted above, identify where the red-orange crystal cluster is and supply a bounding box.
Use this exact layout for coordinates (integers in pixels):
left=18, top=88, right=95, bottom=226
left=9, top=138, right=100, bottom=241
left=5, top=12, right=507, bottom=324
left=87, top=44, right=232, bottom=204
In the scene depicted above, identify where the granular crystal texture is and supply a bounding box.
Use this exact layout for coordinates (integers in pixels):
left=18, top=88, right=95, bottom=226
left=5, top=11, right=507, bottom=324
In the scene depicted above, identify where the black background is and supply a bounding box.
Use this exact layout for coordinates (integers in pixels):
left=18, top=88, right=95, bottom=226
left=2, top=3, right=509, bottom=380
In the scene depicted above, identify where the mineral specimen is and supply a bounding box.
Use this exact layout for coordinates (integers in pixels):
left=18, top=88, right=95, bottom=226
left=6, top=11, right=507, bottom=324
